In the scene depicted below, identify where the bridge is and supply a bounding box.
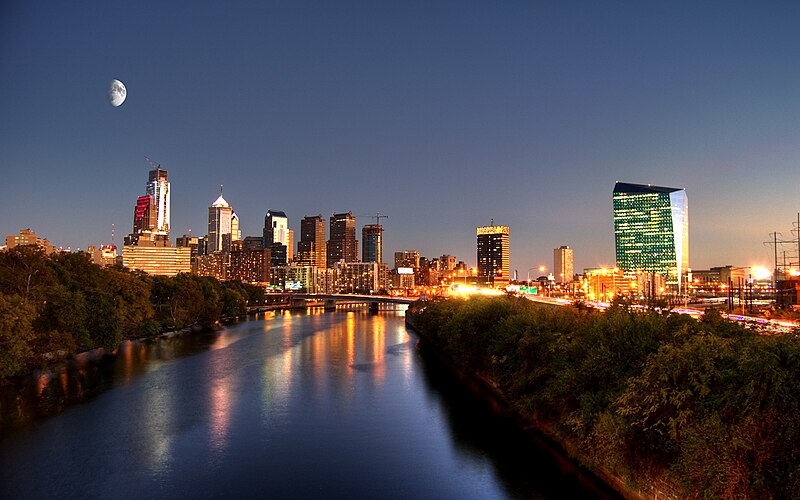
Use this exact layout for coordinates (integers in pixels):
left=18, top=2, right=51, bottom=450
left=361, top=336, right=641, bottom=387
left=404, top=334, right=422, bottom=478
left=261, top=293, right=416, bottom=313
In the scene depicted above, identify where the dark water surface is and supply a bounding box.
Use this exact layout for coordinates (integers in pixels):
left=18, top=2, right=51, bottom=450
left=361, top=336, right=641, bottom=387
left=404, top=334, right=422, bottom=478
left=0, top=309, right=618, bottom=499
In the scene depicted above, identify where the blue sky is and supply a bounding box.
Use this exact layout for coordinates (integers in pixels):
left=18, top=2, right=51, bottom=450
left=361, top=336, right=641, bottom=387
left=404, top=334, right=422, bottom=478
left=2, top=1, right=800, bottom=273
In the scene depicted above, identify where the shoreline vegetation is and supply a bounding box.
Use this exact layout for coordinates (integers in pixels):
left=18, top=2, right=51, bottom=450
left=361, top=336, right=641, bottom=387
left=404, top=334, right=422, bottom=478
left=406, top=295, right=800, bottom=499
left=0, top=246, right=264, bottom=385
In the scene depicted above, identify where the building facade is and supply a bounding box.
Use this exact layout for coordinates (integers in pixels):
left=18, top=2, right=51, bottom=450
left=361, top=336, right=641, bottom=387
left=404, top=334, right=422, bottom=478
left=394, top=250, right=420, bottom=269
left=298, top=215, right=326, bottom=268
left=553, top=245, right=574, bottom=283
left=327, top=212, right=357, bottom=266
left=4, top=228, right=54, bottom=254
left=334, top=262, right=388, bottom=294
left=122, top=245, right=191, bottom=276
left=146, top=166, right=170, bottom=235
left=361, top=224, right=383, bottom=263
left=229, top=247, right=270, bottom=283
left=207, top=194, right=234, bottom=254
left=613, top=182, right=688, bottom=290
left=264, top=210, right=289, bottom=267
left=477, top=225, right=510, bottom=289
left=125, top=167, right=171, bottom=246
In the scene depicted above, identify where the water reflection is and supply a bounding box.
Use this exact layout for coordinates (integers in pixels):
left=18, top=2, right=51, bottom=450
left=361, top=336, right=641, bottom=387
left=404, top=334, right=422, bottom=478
left=1, top=308, right=617, bottom=500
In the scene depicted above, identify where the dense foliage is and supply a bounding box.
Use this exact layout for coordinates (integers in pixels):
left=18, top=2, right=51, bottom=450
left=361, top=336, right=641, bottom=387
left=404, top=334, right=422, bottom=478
left=409, top=296, right=800, bottom=498
left=0, top=247, right=264, bottom=379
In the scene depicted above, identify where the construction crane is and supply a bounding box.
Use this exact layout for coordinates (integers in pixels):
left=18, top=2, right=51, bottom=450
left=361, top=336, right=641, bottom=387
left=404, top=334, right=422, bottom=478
left=144, top=155, right=161, bottom=169
left=357, top=213, right=388, bottom=226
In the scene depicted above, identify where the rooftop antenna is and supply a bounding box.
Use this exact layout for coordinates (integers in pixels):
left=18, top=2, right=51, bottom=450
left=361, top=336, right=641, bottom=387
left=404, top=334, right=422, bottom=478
left=490, top=218, right=494, bottom=226
left=111, top=223, right=115, bottom=244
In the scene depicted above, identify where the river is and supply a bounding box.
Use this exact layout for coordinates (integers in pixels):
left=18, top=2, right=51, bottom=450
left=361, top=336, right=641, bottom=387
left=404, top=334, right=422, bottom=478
left=0, top=308, right=617, bottom=499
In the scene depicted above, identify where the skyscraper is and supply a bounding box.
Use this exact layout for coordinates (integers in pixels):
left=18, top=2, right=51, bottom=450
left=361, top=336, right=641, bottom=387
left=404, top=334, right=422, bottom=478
left=613, top=182, right=688, bottom=290
left=264, top=210, right=289, bottom=267
left=146, top=166, right=170, bottom=235
left=327, top=212, right=357, bottom=267
left=298, top=215, right=326, bottom=268
left=477, top=225, right=510, bottom=289
left=207, top=194, right=233, bottom=254
left=361, top=224, right=383, bottom=263
left=125, top=166, right=170, bottom=246
left=553, top=246, right=574, bottom=283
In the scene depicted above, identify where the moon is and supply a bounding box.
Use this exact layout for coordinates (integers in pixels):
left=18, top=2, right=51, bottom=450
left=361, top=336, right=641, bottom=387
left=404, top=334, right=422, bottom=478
left=108, top=79, right=126, bottom=107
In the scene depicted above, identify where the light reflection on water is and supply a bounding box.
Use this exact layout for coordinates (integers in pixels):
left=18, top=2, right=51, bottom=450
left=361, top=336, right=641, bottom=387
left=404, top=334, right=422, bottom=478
left=1, top=308, right=618, bottom=500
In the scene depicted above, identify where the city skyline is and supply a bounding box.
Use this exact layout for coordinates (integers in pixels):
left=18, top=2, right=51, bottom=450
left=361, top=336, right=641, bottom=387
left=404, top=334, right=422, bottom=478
left=3, top=2, right=800, bottom=273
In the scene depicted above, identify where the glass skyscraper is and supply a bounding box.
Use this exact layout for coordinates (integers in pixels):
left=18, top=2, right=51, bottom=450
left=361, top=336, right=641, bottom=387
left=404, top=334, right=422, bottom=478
left=146, top=167, right=170, bottom=235
left=613, top=182, right=688, bottom=290
left=361, top=224, right=383, bottom=264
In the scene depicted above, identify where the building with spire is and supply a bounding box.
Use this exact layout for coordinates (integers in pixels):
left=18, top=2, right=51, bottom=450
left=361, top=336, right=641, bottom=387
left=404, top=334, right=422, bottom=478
left=207, top=192, right=233, bottom=254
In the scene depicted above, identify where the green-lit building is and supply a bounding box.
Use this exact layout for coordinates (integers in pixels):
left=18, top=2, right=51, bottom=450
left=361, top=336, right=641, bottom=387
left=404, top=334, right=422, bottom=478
left=613, top=182, right=688, bottom=291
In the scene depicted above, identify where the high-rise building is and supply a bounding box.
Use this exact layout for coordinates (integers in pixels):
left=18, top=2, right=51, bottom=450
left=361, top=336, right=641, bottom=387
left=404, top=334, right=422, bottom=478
left=613, top=182, right=688, bottom=290
left=327, top=212, right=357, bottom=267
left=263, top=210, right=289, bottom=267
left=207, top=194, right=233, bottom=254
left=477, top=225, right=510, bottom=289
left=553, top=246, right=574, bottom=283
left=298, top=215, right=326, bottom=268
left=146, top=166, right=170, bottom=235
left=125, top=166, right=170, bottom=246
left=361, top=224, right=383, bottom=263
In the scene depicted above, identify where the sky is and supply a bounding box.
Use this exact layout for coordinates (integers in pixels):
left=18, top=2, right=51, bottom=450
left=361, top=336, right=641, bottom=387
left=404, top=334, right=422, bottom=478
left=2, top=1, right=800, bottom=274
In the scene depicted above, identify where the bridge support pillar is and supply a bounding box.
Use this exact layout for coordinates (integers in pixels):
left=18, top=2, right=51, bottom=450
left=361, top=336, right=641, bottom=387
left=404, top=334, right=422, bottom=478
left=324, top=300, right=337, bottom=312
left=369, top=302, right=379, bottom=314
left=290, top=298, right=306, bottom=309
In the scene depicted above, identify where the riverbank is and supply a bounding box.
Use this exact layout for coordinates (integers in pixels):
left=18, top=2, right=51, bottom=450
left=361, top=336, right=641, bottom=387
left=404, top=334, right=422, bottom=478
left=405, top=308, right=641, bottom=500
left=406, top=296, right=800, bottom=499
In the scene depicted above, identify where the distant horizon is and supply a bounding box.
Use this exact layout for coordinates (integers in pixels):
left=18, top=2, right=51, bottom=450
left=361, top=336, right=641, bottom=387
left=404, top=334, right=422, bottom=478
left=3, top=1, right=799, bottom=273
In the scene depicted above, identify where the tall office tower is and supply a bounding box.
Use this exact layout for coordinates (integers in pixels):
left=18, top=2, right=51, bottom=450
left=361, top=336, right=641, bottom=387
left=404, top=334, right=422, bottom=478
left=361, top=224, right=383, bottom=263
left=553, top=246, right=574, bottom=283
left=263, top=210, right=289, bottom=267
left=613, top=182, right=688, bottom=291
left=133, top=196, right=156, bottom=235
left=477, top=225, right=510, bottom=289
left=298, top=215, right=326, bottom=268
left=394, top=250, right=420, bottom=269
left=231, top=212, right=241, bottom=243
left=146, top=166, right=170, bottom=235
left=125, top=166, right=170, bottom=247
left=207, top=194, right=233, bottom=254
left=327, top=212, right=357, bottom=267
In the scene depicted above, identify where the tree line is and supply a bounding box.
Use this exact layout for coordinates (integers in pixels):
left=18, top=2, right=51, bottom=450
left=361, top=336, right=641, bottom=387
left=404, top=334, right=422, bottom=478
left=0, top=246, right=264, bottom=379
left=408, top=296, right=800, bottom=498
